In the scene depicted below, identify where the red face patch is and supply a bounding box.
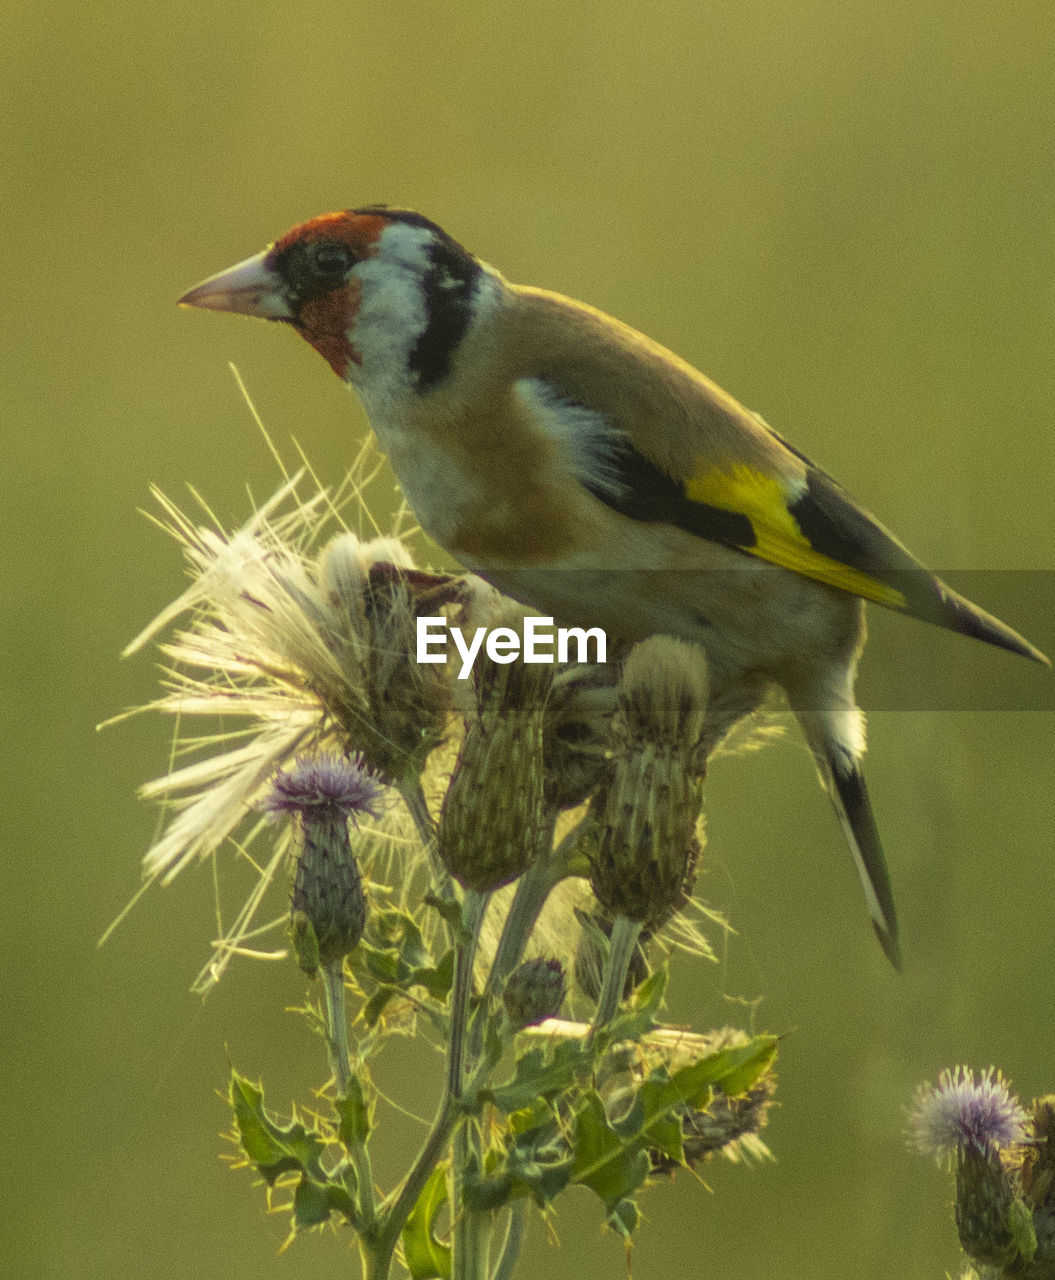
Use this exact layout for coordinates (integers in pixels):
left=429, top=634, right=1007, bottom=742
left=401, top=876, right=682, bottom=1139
left=272, top=211, right=389, bottom=258
left=297, top=280, right=363, bottom=376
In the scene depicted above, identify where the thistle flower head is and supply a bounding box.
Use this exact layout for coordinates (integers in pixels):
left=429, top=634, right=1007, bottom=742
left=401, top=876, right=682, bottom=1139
left=264, top=754, right=383, bottom=825
left=114, top=466, right=441, bottom=991
left=910, top=1066, right=1028, bottom=1163
left=265, top=756, right=375, bottom=972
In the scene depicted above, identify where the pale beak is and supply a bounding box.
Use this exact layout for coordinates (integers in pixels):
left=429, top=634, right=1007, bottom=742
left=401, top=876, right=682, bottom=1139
left=178, top=250, right=293, bottom=320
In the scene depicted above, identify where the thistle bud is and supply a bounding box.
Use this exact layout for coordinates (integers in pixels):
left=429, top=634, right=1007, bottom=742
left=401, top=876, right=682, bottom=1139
left=502, top=958, right=567, bottom=1029
left=264, top=754, right=382, bottom=972
left=1020, top=1097, right=1055, bottom=1274
left=439, top=604, right=553, bottom=892
left=955, top=1144, right=1017, bottom=1267
left=1023, top=1096, right=1055, bottom=1211
left=588, top=637, right=709, bottom=926
left=572, top=910, right=651, bottom=1003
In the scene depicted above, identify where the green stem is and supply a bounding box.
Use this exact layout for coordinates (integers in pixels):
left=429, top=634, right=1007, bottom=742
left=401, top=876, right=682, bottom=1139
left=588, top=914, right=643, bottom=1041
left=320, top=960, right=351, bottom=1094
left=321, top=961, right=377, bottom=1234
left=452, top=1120, right=491, bottom=1280
left=367, top=1093, right=458, bottom=1280
left=491, top=1202, right=526, bottom=1280
left=365, top=889, right=490, bottom=1280
left=448, top=889, right=488, bottom=1101
left=484, top=811, right=563, bottom=1000
left=448, top=890, right=493, bottom=1280
left=397, top=774, right=456, bottom=906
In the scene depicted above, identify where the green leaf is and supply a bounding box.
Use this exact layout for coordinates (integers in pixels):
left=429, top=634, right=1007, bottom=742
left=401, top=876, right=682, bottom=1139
left=293, top=1177, right=331, bottom=1229
left=363, top=985, right=396, bottom=1028
left=605, top=1037, right=776, bottom=1169
left=485, top=1039, right=588, bottom=1113
left=229, top=1071, right=328, bottom=1185
left=508, top=1098, right=555, bottom=1135
left=467, top=1117, right=573, bottom=1211
left=571, top=1091, right=651, bottom=1207
left=639, top=1111, right=684, bottom=1164
left=595, top=967, right=668, bottom=1050
left=607, top=1197, right=640, bottom=1240
left=1009, top=1197, right=1038, bottom=1263
left=701, top=1036, right=779, bottom=1097
left=411, top=949, right=455, bottom=1001
left=614, top=1061, right=713, bottom=1142
left=373, top=909, right=431, bottom=969
left=401, top=1163, right=451, bottom=1280
left=228, top=1070, right=357, bottom=1231
left=360, top=944, right=404, bottom=985
left=358, top=912, right=452, bottom=1006
left=425, top=894, right=467, bottom=939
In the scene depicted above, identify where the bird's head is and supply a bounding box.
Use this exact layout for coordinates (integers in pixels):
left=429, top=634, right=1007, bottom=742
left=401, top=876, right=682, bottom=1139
left=179, top=207, right=490, bottom=397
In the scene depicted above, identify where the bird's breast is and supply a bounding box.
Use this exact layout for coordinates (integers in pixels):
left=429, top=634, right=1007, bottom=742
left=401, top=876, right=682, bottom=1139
left=366, top=390, right=604, bottom=567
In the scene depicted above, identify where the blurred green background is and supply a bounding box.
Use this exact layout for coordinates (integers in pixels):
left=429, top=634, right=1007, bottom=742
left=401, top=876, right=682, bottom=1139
left=5, top=1, right=1052, bottom=1276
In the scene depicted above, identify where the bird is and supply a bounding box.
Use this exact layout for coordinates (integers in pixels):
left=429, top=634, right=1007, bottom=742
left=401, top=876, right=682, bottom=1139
left=179, top=205, right=1049, bottom=969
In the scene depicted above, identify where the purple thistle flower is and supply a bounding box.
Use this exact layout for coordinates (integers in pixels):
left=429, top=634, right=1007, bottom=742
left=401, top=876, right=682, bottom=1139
left=263, top=755, right=381, bottom=970
left=264, top=754, right=384, bottom=824
left=910, top=1066, right=1028, bottom=1162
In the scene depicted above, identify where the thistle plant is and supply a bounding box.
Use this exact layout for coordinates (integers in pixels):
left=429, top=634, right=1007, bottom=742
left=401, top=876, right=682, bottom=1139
left=910, top=1066, right=1055, bottom=1278
left=116, top=448, right=778, bottom=1280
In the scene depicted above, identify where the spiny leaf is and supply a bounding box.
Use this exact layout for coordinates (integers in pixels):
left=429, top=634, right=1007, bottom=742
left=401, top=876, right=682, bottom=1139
left=701, top=1036, right=779, bottom=1097
left=468, top=1122, right=573, bottom=1211
left=372, top=908, right=431, bottom=968
left=424, top=893, right=467, bottom=940
left=358, top=927, right=453, bottom=1002
left=484, top=1039, right=589, bottom=1113
left=607, top=1197, right=640, bottom=1240
left=293, top=1177, right=331, bottom=1229
left=229, top=1070, right=328, bottom=1185
left=594, top=967, right=668, bottom=1050
left=228, top=1070, right=357, bottom=1231
left=571, top=1091, right=651, bottom=1209
left=363, top=985, right=396, bottom=1027
left=409, top=949, right=455, bottom=1000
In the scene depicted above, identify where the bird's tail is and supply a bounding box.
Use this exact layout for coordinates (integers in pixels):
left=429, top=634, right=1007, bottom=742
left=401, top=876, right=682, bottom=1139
left=800, top=719, right=902, bottom=971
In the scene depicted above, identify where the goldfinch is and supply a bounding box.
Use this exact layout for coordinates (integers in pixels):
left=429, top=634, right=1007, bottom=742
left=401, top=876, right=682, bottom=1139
left=179, top=206, right=1049, bottom=969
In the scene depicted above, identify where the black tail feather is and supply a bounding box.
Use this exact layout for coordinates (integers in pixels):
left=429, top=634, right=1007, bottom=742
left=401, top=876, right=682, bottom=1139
left=820, top=752, right=902, bottom=971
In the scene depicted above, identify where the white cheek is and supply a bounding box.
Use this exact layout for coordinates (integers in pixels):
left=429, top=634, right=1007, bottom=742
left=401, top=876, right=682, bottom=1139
left=350, top=225, right=433, bottom=400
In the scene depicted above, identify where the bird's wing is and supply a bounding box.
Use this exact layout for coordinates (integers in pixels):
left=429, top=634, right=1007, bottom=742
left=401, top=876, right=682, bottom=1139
left=507, top=286, right=1047, bottom=662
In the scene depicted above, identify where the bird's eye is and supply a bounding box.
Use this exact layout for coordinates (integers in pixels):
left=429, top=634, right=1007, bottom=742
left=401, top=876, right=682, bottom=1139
left=310, top=241, right=353, bottom=279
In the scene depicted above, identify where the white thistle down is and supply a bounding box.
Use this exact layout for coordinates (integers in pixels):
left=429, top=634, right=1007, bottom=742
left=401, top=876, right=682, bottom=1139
left=113, top=470, right=431, bottom=990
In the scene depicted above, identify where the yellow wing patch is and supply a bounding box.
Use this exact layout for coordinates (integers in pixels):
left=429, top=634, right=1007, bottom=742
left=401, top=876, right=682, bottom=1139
left=685, top=464, right=908, bottom=609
